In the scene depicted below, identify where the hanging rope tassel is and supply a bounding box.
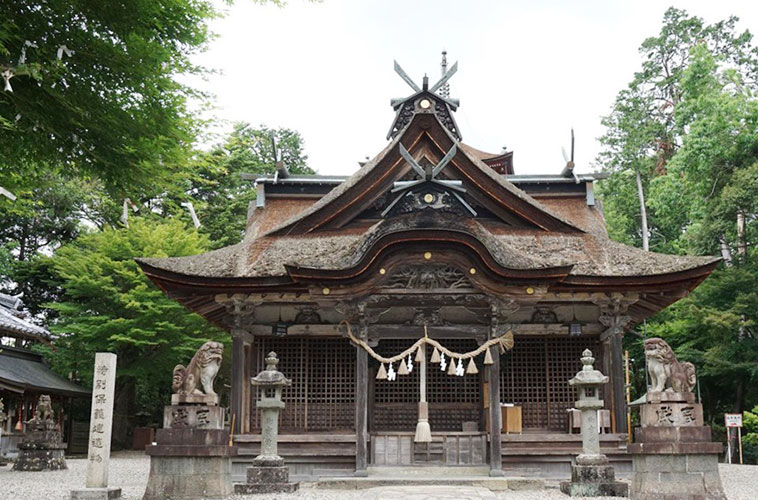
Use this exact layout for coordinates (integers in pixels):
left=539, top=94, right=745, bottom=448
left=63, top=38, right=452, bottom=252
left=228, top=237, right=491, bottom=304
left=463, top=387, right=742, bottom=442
left=430, top=346, right=441, bottom=363
left=466, top=358, right=479, bottom=375
left=415, top=347, right=425, bottom=363
left=414, top=402, right=432, bottom=443
left=397, top=358, right=409, bottom=375
left=376, top=363, right=387, bottom=380
left=484, top=348, right=494, bottom=365
left=447, top=358, right=457, bottom=375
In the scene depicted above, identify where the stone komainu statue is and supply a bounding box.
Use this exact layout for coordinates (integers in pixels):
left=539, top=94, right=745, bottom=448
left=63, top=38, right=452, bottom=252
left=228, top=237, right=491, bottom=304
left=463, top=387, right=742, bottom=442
left=645, top=337, right=696, bottom=394
left=172, top=341, right=224, bottom=395
left=26, top=394, right=55, bottom=430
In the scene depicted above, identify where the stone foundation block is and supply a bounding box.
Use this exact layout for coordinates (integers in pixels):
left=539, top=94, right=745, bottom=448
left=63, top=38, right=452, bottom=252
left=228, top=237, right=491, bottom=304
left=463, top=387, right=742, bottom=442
left=234, top=483, right=299, bottom=494
left=12, top=447, right=67, bottom=471
left=561, top=463, right=628, bottom=497
left=630, top=453, right=725, bottom=500
left=571, top=464, right=616, bottom=483
left=70, top=487, right=122, bottom=500
left=635, top=426, right=711, bottom=444
left=247, top=464, right=289, bottom=484
left=142, top=455, right=234, bottom=500
left=560, top=481, right=628, bottom=497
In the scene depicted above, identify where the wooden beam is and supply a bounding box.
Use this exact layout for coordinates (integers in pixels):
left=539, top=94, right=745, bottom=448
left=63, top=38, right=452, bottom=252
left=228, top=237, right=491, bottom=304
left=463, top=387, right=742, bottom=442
left=245, top=322, right=604, bottom=338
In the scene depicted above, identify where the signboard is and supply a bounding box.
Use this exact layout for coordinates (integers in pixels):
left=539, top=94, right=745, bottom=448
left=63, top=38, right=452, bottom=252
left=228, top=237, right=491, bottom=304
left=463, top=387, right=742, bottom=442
left=725, top=413, right=743, bottom=428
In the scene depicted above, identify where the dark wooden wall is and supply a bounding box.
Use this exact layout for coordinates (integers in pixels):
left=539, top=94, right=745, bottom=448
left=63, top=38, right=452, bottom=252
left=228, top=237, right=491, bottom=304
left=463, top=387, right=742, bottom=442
left=248, top=335, right=601, bottom=435
left=500, top=336, right=601, bottom=431
left=250, top=337, right=355, bottom=432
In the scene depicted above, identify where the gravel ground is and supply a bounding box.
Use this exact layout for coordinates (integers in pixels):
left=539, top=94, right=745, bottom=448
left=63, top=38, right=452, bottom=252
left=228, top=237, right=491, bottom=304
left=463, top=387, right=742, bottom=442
left=0, top=452, right=755, bottom=500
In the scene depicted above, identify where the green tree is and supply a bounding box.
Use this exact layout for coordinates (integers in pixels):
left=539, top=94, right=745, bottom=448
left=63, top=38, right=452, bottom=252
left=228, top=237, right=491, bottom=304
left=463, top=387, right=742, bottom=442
left=0, top=0, right=218, bottom=196
left=0, top=168, right=118, bottom=316
left=188, top=123, right=314, bottom=248
left=597, top=7, right=758, bottom=253
left=600, top=10, right=758, bottom=436
left=41, top=217, right=229, bottom=446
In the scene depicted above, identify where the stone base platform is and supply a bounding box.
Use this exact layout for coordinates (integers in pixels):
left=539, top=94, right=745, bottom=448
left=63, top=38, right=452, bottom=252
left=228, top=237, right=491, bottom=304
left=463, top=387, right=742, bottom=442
left=235, top=458, right=300, bottom=494
left=142, top=428, right=236, bottom=500
left=560, top=465, right=628, bottom=497
left=12, top=431, right=67, bottom=471
left=70, top=486, right=122, bottom=500
left=234, top=482, right=299, bottom=494
left=629, top=424, right=726, bottom=500
left=313, top=476, right=544, bottom=491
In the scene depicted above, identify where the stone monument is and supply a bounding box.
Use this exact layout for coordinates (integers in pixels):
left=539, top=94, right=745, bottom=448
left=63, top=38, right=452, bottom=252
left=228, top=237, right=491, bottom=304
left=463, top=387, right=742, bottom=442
left=12, top=394, right=67, bottom=471
left=143, top=341, right=237, bottom=500
left=560, top=349, right=628, bottom=497
left=235, top=351, right=299, bottom=494
left=628, top=338, right=725, bottom=500
left=71, top=352, right=121, bottom=499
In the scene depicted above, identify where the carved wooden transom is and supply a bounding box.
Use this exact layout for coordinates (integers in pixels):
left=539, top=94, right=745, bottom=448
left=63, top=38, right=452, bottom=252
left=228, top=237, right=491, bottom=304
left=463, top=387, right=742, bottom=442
left=384, top=265, right=471, bottom=290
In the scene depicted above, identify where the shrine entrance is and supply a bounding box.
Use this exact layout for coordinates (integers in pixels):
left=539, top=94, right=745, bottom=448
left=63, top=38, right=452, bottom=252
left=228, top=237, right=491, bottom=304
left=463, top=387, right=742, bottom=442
left=370, top=338, right=486, bottom=466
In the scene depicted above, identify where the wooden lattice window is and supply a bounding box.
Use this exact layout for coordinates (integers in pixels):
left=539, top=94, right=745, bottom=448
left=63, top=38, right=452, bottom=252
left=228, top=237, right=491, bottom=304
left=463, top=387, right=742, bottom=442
left=372, top=339, right=481, bottom=432
left=500, top=336, right=599, bottom=431
left=250, top=337, right=355, bottom=433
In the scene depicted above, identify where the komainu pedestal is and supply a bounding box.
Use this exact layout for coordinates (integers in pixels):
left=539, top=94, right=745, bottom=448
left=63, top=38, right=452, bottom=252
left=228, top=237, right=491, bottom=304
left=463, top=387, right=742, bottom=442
left=13, top=395, right=67, bottom=471
left=628, top=338, right=725, bottom=500
left=142, top=342, right=237, bottom=500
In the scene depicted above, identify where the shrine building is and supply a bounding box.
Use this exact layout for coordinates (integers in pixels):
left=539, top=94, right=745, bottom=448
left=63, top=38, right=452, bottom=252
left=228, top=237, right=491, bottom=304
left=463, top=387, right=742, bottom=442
left=137, top=59, right=718, bottom=479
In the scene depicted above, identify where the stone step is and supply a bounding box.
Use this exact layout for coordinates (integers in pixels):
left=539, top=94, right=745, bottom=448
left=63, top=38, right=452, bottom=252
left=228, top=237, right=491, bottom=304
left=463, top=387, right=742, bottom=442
left=313, top=476, right=545, bottom=491
left=367, top=465, right=489, bottom=477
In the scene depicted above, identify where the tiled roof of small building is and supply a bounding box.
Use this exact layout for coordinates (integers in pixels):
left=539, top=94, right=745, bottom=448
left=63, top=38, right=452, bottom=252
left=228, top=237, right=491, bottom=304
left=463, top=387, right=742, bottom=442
left=0, top=293, right=52, bottom=340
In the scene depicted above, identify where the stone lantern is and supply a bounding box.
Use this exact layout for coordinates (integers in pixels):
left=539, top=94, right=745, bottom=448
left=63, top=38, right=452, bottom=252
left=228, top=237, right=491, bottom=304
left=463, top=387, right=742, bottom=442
left=560, top=349, right=627, bottom=497
left=235, top=351, right=298, bottom=494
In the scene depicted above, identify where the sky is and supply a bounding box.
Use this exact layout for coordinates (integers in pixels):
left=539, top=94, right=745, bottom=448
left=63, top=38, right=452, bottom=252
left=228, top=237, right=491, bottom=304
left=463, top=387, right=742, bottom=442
left=189, top=0, right=758, bottom=177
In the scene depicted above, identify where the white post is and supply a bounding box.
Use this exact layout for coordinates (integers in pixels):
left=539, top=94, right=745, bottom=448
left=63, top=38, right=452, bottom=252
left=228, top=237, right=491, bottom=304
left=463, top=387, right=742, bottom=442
left=85, top=353, right=117, bottom=488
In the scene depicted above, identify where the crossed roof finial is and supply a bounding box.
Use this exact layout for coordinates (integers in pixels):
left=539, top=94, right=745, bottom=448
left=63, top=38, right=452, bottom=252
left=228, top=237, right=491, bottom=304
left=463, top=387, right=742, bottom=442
left=391, top=59, right=459, bottom=108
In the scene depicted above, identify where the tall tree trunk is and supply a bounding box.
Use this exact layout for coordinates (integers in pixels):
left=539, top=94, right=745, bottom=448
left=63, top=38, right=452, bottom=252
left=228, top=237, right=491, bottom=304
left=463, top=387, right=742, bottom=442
left=635, top=168, right=650, bottom=251
left=113, top=381, right=135, bottom=450
left=719, top=235, right=733, bottom=267
left=737, top=210, right=747, bottom=263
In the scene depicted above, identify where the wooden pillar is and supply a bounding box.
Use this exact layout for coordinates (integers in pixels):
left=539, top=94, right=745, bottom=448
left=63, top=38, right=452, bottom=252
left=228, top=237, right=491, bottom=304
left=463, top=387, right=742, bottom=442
left=355, top=320, right=369, bottom=476
left=488, top=345, right=503, bottom=476
left=609, top=332, right=627, bottom=434
left=231, top=335, right=245, bottom=436
left=243, top=341, right=252, bottom=433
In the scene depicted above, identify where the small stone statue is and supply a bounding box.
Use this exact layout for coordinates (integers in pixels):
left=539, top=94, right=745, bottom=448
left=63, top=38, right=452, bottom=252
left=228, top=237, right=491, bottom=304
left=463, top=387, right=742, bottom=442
left=172, top=341, right=223, bottom=395
left=13, top=394, right=66, bottom=471
left=645, top=337, right=696, bottom=394
left=26, top=394, right=55, bottom=431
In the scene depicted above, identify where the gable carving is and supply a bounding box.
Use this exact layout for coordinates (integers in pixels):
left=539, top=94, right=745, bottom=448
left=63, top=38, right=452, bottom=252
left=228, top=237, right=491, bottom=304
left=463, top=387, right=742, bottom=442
left=384, top=265, right=471, bottom=290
